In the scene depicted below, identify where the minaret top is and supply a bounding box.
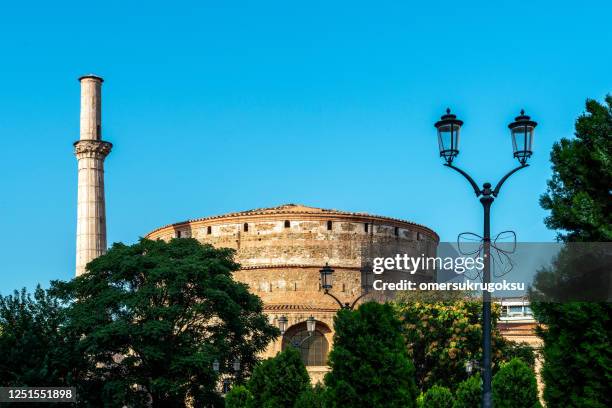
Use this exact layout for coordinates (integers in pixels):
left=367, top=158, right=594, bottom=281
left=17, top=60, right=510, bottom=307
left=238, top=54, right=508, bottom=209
left=78, top=74, right=104, bottom=83
left=79, top=74, right=103, bottom=141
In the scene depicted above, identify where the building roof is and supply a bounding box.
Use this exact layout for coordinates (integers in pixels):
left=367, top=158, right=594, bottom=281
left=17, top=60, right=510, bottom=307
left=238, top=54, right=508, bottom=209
left=146, top=203, right=439, bottom=241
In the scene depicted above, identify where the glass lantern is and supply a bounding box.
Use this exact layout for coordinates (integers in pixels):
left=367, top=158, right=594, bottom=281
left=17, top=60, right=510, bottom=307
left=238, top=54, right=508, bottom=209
left=508, top=110, right=537, bottom=165
left=278, top=315, right=288, bottom=335
left=320, top=263, right=334, bottom=290
left=306, top=316, right=316, bottom=334
left=434, top=108, right=463, bottom=164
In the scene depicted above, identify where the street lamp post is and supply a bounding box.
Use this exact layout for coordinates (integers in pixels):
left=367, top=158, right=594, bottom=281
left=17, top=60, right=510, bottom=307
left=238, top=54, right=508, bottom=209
left=292, top=316, right=317, bottom=347
left=212, top=357, right=242, bottom=394
left=434, top=108, right=537, bottom=408
left=319, top=264, right=369, bottom=310
left=278, top=315, right=317, bottom=348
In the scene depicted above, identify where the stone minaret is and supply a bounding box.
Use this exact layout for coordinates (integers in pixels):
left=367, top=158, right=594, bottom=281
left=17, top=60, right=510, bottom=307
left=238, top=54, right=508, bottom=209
left=74, top=75, right=112, bottom=276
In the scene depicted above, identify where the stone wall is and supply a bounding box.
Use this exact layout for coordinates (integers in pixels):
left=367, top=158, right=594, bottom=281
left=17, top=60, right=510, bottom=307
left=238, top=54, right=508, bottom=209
left=146, top=204, right=439, bottom=380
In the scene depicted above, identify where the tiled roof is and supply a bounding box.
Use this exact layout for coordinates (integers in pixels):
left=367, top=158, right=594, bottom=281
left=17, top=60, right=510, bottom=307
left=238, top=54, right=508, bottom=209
left=146, top=203, right=438, bottom=239
left=264, top=303, right=339, bottom=312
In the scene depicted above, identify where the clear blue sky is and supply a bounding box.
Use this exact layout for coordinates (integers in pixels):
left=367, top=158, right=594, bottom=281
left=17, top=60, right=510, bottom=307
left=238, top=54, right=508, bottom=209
left=0, top=1, right=610, bottom=292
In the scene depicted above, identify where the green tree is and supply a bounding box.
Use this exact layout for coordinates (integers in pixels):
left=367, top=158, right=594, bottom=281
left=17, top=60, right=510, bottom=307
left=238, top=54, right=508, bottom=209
left=246, top=347, right=311, bottom=408
left=0, top=287, right=80, bottom=388
left=492, top=358, right=540, bottom=408
left=500, top=341, right=535, bottom=369
left=225, top=385, right=253, bottom=408
left=532, top=96, right=612, bottom=408
left=50, top=238, right=278, bottom=408
left=419, top=385, right=454, bottom=408
left=453, top=375, right=481, bottom=408
left=294, top=383, right=325, bottom=408
left=540, top=95, right=612, bottom=242
left=531, top=301, right=610, bottom=408
left=394, top=299, right=528, bottom=392
left=324, top=302, right=418, bottom=408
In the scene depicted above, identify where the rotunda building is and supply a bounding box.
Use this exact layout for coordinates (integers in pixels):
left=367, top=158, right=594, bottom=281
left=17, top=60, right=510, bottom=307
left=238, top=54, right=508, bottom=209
left=145, top=204, right=439, bottom=382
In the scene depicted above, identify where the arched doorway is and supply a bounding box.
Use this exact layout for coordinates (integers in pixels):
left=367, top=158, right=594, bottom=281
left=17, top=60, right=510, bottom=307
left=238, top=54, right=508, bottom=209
left=282, top=321, right=330, bottom=367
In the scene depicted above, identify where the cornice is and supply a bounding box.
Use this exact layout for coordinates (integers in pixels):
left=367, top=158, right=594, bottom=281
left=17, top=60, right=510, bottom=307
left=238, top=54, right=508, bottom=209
left=146, top=204, right=439, bottom=242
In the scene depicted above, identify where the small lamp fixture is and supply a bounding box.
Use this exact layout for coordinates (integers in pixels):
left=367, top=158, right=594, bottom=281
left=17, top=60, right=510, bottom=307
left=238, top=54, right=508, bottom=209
left=306, top=316, right=316, bottom=334
left=212, top=359, right=220, bottom=374
left=508, top=109, right=537, bottom=165
left=465, top=359, right=479, bottom=375
left=278, top=315, right=288, bottom=335
left=434, top=108, right=463, bottom=165
left=361, top=267, right=373, bottom=293
left=232, top=358, right=241, bottom=373
left=320, top=263, right=334, bottom=290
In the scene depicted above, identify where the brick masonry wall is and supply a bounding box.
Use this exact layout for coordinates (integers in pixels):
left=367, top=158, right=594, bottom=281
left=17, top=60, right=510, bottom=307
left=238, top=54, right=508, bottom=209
left=145, top=205, right=439, bottom=381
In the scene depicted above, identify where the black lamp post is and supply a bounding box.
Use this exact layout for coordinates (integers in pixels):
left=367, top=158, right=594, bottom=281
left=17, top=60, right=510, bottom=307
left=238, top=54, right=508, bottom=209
left=278, top=315, right=317, bottom=348
left=434, top=108, right=537, bottom=408
left=320, top=263, right=369, bottom=310
left=212, top=357, right=241, bottom=394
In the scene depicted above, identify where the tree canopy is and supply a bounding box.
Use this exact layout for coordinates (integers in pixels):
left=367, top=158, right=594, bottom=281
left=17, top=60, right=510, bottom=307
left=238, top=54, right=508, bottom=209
left=394, top=299, right=533, bottom=392
left=532, top=95, right=612, bottom=407
left=540, top=95, right=612, bottom=242
left=0, top=286, right=78, bottom=389
left=324, top=302, right=418, bottom=408
left=492, top=358, right=540, bottom=408
left=246, top=347, right=311, bottom=408
left=48, top=238, right=278, bottom=407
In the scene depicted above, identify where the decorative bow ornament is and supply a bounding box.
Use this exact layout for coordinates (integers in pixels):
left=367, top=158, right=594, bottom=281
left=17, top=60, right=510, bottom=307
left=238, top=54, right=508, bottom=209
left=457, top=230, right=517, bottom=279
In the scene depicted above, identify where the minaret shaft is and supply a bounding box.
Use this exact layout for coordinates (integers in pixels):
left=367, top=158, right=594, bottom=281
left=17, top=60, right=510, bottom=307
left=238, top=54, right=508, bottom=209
left=79, top=77, right=102, bottom=140
left=74, top=75, right=112, bottom=276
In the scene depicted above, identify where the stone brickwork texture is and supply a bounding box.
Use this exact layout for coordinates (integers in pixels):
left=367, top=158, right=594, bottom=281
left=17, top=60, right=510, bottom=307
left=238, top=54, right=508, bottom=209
left=146, top=204, right=439, bottom=380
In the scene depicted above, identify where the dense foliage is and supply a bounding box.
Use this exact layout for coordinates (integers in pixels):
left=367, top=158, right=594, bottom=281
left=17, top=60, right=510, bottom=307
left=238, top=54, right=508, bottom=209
left=452, top=375, right=481, bottom=408
left=246, top=347, right=311, bottom=408
left=394, top=299, right=532, bottom=391
left=492, top=358, right=540, bottom=408
left=419, top=385, right=454, bottom=408
left=540, top=95, right=612, bottom=242
left=324, top=302, right=418, bottom=408
left=0, top=287, right=79, bottom=389
left=224, top=385, right=253, bottom=408
left=532, top=96, right=612, bottom=408
left=45, top=238, right=278, bottom=407
left=531, top=301, right=610, bottom=408
left=294, top=383, right=325, bottom=408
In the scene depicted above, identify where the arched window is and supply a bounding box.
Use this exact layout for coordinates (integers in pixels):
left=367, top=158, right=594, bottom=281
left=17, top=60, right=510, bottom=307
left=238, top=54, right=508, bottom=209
left=207, top=226, right=212, bottom=235
left=286, top=330, right=328, bottom=366
left=243, top=223, right=249, bottom=232
left=284, top=220, right=291, bottom=228
left=394, top=226, right=399, bottom=236
left=327, top=221, right=333, bottom=231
